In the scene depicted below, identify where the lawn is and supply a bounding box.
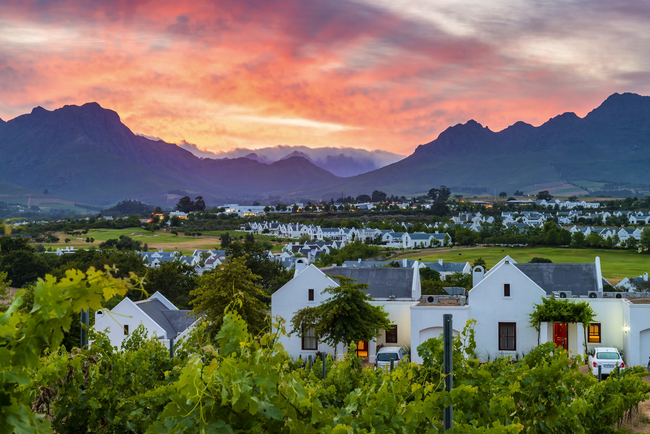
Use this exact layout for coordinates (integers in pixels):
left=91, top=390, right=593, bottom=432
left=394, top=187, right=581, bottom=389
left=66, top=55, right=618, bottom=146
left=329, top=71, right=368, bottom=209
left=390, top=246, right=649, bottom=284
left=49, top=228, right=286, bottom=253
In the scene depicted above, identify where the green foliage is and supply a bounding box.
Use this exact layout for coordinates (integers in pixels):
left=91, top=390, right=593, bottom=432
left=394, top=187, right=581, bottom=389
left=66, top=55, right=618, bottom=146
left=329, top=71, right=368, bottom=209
left=101, top=199, right=153, bottom=216
left=290, top=275, right=391, bottom=350
left=314, top=241, right=381, bottom=267
left=529, top=297, right=596, bottom=351
left=472, top=257, right=487, bottom=269
left=0, top=271, right=11, bottom=311
left=99, top=234, right=142, bottom=251
left=446, top=271, right=472, bottom=289
left=190, top=255, right=269, bottom=337
left=0, top=266, right=131, bottom=433
left=529, top=257, right=553, bottom=263
left=142, top=261, right=199, bottom=309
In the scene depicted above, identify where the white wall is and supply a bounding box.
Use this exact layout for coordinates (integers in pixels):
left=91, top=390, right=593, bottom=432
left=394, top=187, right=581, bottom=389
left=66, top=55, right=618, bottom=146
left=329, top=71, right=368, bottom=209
left=585, top=299, right=625, bottom=355
left=271, top=265, right=338, bottom=359
left=466, top=261, right=547, bottom=361
left=93, top=299, right=166, bottom=350
left=410, top=305, right=469, bottom=363
left=371, top=301, right=414, bottom=350
left=623, top=301, right=650, bottom=367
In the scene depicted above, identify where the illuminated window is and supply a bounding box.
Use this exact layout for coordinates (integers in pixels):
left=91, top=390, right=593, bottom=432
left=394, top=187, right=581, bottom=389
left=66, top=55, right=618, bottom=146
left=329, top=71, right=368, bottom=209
left=588, top=323, right=601, bottom=343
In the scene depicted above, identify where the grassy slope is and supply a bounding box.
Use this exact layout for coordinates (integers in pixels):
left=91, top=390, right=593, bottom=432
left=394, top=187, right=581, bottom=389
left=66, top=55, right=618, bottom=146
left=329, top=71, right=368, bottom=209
left=391, top=246, right=649, bottom=284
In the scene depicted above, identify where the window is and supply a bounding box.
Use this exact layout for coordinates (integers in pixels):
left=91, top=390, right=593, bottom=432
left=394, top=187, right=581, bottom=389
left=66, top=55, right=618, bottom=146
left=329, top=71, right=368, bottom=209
left=588, top=323, right=601, bottom=343
left=385, top=325, right=398, bottom=344
left=504, top=284, right=511, bottom=297
left=301, top=326, right=317, bottom=350
left=498, top=322, right=516, bottom=351
left=124, top=324, right=129, bottom=336
left=308, top=288, right=314, bottom=301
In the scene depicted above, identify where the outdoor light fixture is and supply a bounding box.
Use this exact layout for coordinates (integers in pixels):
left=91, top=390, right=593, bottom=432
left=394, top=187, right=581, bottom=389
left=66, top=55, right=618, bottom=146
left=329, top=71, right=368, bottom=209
left=623, top=325, right=630, bottom=333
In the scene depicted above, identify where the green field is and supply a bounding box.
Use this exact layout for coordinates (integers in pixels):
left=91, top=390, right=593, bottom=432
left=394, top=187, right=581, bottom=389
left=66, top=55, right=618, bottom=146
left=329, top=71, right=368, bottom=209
left=49, top=228, right=285, bottom=253
left=391, top=246, right=649, bottom=283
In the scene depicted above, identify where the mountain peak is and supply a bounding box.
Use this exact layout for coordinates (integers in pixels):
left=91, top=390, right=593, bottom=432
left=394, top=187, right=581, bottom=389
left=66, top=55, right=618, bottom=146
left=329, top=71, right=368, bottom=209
left=30, top=106, right=49, bottom=115
left=585, top=92, right=650, bottom=122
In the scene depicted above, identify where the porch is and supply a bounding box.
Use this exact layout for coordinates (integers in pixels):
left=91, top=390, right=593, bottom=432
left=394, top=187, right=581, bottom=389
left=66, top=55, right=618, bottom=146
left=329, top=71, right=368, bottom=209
left=539, top=321, right=586, bottom=356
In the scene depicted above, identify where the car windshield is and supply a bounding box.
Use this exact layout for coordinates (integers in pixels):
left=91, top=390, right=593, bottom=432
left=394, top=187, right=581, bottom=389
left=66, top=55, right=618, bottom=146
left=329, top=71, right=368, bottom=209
left=376, top=353, right=399, bottom=362
left=596, top=352, right=620, bottom=360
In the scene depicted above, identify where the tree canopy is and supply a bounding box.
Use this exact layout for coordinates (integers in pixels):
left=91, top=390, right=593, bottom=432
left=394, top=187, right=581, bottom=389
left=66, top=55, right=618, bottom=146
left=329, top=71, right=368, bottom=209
left=290, top=275, right=391, bottom=350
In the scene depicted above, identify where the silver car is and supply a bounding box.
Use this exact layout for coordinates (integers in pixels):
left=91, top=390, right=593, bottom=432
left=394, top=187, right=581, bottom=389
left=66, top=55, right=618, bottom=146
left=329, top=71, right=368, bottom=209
left=588, top=347, right=625, bottom=376
left=375, top=347, right=407, bottom=369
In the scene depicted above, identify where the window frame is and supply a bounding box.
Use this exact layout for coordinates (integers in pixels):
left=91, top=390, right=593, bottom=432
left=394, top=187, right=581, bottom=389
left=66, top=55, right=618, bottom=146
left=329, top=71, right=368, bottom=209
left=385, top=325, right=398, bottom=344
left=301, top=325, right=318, bottom=350
left=124, top=324, right=129, bottom=336
left=498, top=322, right=516, bottom=351
left=308, top=288, right=315, bottom=301
left=503, top=283, right=511, bottom=297
left=587, top=323, right=601, bottom=344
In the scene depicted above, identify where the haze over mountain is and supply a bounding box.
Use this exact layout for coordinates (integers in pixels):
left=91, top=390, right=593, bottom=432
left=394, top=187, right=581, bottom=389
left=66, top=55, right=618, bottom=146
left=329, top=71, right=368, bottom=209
left=0, top=93, right=649, bottom=205
left=311, top=92, right=650, bottom=198
left=178, top=144, right=404, bottom=177
left=0, top=103, right=339, bottom=205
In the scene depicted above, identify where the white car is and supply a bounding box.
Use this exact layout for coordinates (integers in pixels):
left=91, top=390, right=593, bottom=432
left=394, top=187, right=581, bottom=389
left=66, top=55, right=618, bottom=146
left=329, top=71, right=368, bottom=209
left=375, top=347, right=407, bottom=370
left=588, top=347, right=625, bottom=377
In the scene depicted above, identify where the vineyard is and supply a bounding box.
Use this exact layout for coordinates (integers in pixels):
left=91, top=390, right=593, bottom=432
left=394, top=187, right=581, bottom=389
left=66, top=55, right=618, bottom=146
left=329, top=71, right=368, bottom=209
left=2, top=268, right=650, bottom=433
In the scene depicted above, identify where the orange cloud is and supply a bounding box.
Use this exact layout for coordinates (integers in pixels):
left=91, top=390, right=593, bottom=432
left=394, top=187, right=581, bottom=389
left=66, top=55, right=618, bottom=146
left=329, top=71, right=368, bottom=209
left=1, top=0, right=649, bottom=154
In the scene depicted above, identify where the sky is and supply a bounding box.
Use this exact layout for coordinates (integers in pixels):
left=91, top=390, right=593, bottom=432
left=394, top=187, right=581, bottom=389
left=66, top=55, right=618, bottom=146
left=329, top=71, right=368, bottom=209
left=1, top=0, right=650, bottom=155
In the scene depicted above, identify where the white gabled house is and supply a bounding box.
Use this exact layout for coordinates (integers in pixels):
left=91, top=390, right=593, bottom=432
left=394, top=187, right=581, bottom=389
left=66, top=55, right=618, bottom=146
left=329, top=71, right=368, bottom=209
left=271, top=264, right=422, bottom=363
left=93, top=291, right=197, bottom=350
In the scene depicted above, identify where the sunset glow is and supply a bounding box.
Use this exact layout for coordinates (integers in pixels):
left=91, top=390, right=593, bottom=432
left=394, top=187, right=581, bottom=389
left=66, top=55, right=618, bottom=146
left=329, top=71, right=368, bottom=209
left=1, top=0, right=650, bottom=154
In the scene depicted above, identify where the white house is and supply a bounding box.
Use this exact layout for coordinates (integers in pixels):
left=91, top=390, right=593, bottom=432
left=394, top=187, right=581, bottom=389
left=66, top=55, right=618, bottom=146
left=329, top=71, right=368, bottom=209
left=271, top=264, right=421, bottom=363
left=93, top=291, right=197, bottom=350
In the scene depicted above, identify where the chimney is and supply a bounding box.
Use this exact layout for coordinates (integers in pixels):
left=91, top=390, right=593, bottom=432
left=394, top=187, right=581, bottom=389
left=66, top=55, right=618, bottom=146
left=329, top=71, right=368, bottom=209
left=472, top=266, right=484, bottom=287
left=402, top=258, right=408, bottom=268
left=644, top=272, right=648, bottom=282
left=293, top=259, right=307, bottom=277
left=438, top=258, right=443, bottom=266
left=358, top=258, right=361, bottom=263
left=595, top=257, right=603, bottom=291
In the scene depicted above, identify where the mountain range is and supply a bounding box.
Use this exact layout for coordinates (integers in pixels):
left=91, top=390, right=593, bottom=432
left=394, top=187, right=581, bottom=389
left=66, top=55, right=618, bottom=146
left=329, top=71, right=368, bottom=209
left=0, top=93, right=649, bottom=205
left=179, top=144, right=404, bottom=177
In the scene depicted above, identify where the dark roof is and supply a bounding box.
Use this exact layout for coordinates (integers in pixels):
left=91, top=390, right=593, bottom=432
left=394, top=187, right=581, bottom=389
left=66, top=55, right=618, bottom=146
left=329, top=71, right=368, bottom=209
left=514, top=263, right=599, bottom=296
left=134, top=298, right=195, bottom=338
left=321, top=266, right=414, bottom=299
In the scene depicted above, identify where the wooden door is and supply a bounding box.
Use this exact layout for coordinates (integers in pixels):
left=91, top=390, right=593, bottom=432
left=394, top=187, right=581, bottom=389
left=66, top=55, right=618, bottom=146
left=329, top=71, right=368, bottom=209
left=356, top=341, right=368, bottom=358
left=553, top=323, right=568, bottom=350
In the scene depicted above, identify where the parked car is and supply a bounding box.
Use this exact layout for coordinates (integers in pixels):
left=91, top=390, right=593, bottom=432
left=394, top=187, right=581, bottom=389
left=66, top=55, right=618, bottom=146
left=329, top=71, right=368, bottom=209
left=375, top=347, right=407, bottom=369
left=588, top=347, right=625, bottom=376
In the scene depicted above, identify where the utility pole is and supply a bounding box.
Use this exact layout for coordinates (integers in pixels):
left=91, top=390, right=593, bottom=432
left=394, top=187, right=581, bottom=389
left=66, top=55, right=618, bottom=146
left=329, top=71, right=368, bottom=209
left=443, top=314, right=453, bottom=431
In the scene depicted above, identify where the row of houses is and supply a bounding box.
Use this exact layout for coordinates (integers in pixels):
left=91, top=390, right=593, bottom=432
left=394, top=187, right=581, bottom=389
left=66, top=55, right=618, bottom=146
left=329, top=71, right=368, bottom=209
left=271, top=256, right=650, bottom=368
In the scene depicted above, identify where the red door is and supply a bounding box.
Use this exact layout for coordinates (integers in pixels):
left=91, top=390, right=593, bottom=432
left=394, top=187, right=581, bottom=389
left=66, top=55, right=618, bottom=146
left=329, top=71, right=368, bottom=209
left=553, top=323, right=568, bottom=350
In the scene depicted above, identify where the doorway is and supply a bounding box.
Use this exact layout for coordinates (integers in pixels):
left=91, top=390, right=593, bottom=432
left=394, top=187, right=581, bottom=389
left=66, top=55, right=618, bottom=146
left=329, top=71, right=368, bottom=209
left=356, top=341, right=368, bottom=358
left=553, top=323, right=569, bottom=350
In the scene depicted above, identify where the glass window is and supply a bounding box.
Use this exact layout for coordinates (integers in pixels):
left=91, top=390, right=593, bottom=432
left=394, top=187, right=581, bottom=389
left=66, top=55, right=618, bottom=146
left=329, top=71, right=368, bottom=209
left=504, top=284, right=510, bottom=297
left=308, top=289, right=314, bottom=301
left=588, top=323, right=601, bottom=343
left=385, top=325, right=398, bottom=343
left=124, top=324, right=129, bottom=336
left=301, top=326, right=317, bottom=350
left=596, top=352, right=620, bottom=360
left=376, top=352, right=400, bottom=362
left=498, top=322, right=516, bottom=351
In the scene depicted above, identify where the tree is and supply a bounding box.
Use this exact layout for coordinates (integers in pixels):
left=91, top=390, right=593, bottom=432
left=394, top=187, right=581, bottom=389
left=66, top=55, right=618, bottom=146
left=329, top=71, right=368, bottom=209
left=170, top=216, right=181, bottom=227
left=220, top=232, right=231, bottom=249
left=298, top=234, right=311, bottom=244
left=536, top=190, right=553, bottom=201
left=472, top=257, right=487, bottom=269
left=499, top=192, right=507, bottom=198
left=355, top=194, right=371, bottom=203
left=194, top=196, right=206, bottom=211
left=190, top=256, right=268, bottom=337
left=290, top=275, right=391, bottom=353
left=371, top=190, right=387, bottom=202
left=176, top=196, right=194, bottom=213
left=428, top=188, right=440, bottom=201
left=0, top=271, right=11, bottom=312
left=514, top=190, right=524, bottom=196
left=144, top=261, right=199, bottom=309
left=571, top=231, right=585, bottom=248
left=438, top=185, right=451, bottom=202
left=529, top=257, right=553, bottom=263
left=640, top=228, right=650, bottom=252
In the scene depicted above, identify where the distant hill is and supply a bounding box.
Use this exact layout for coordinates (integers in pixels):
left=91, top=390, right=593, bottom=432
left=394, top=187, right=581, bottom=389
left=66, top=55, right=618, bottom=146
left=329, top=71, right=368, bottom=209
left=179, top=144, right=405, bottom=177
left=0, top=103, right=340, bottom=204
left=311, top=92, right=650, bottom=197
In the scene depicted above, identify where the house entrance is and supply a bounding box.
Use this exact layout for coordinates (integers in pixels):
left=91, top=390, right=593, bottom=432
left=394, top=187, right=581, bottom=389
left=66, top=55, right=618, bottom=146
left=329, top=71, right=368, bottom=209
left=356, top=341, right=368, bottom=358
left=553, top=323, right=569, bottom=350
